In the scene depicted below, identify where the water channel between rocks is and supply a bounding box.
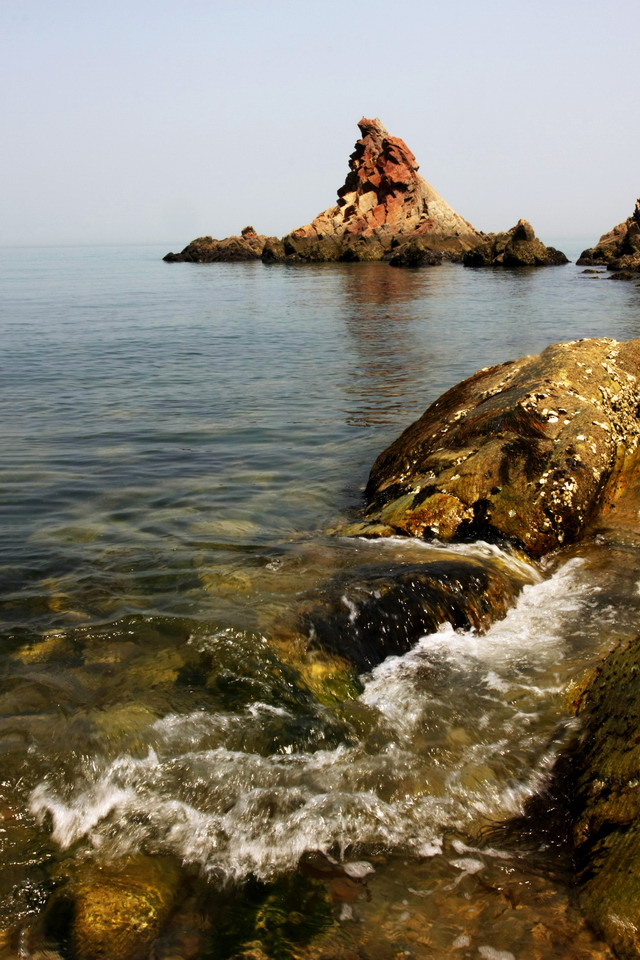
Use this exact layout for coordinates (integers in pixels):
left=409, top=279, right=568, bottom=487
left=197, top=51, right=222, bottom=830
left=2, top=245, right=640, bottom=958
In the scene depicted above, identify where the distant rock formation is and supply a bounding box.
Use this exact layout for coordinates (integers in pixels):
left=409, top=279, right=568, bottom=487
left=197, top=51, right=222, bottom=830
left=578, top=199, right=640, bottom=272
left=262, top=117, right=482, bottom=263
left=163, top=118, right=567, bottom=267
left=163, top=226, right=274, bottom=263
left=462, top=219, right=568, bottom=268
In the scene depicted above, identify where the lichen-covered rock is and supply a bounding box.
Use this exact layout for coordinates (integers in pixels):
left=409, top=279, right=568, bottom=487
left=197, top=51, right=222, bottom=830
left=71, top=855, right=182, bottom=960
left=164, top=227, right=275, bottom=262
left=578, top=199, right=640, bottom=272
left=566, top=634, right=640, bottom=956
left=266, top=117, right=480, bottom=263
left=343, top=337, right=640, bottom=558
left=462, top=219, right=568, bottom=267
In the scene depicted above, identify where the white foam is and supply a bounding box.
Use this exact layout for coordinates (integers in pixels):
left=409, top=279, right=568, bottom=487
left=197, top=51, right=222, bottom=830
left=29, top=556, right=596, bottom=882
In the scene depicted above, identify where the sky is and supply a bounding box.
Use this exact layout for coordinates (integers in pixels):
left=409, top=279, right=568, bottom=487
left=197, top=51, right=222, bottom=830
left=2, top=0, right=639, bottom=247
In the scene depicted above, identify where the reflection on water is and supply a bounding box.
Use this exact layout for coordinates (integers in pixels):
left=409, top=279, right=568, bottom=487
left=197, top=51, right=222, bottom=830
left=1, top=246, right=639, bottom=956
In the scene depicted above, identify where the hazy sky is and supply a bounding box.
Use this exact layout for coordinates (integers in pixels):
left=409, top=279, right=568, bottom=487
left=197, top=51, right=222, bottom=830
left=3, top=0, right=639, bottom=247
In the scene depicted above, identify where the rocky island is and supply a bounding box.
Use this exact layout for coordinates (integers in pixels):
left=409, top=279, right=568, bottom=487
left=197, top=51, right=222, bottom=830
left=164, top=118, right=566, bottom=267
left=578, top=199, right=640, bottom=274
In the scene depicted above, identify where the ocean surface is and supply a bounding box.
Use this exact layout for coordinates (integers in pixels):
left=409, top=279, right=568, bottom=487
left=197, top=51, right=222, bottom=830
left=2, top=242, right=640, bottom=957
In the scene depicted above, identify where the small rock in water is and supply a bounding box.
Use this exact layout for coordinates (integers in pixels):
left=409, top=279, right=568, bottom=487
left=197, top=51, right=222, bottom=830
left=450, top=857, right=484, bottom=874
left=478, top=948, right=516, bottom=960
left=452, top=934, right=471, bottom=949
left=417, top=837, right=443, bottom=857
left=343, top=860, right=374, bottom=879
left=338, top=903, right=354, bottom=922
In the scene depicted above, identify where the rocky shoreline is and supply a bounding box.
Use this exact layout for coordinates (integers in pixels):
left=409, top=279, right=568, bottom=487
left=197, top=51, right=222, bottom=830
left=334, top=335, right=640, bottom=956
left=163, top=118, right=567, bottom=268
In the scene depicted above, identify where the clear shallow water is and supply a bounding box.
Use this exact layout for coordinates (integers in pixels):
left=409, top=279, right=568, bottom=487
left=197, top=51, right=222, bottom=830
left=1, top=244, right=640, bottom=956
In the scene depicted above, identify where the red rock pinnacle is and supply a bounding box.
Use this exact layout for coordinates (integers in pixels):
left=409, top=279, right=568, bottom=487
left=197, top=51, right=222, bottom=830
left=292, top=117, right=479, bottom=244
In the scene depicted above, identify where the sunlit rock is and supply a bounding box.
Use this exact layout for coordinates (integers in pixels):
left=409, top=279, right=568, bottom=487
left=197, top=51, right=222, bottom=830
left=71, top=855, right=182, bottom=960
left=578, top=199, right=640, bottom=273
left=344, top=337, right=640, bottom=558
left=164, top=226, right=276, bottom=262
left=263, top=117, right=481, bottom=263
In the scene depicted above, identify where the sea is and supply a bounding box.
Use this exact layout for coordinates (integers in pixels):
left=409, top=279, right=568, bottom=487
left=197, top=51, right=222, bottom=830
left=2, top=241, right=640, bottom=958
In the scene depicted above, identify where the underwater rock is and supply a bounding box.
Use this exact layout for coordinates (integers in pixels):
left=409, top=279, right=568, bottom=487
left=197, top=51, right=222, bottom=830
left=342, top=337, right=640, bottom=558
left=564, top=634, right=640, bottom=956
left=304, top=558, right=528, bottom=671
left=71, top=855, right=182, bottom=960
left=578, top=199, right=640, bottom=272
left=462, top=219, right=568, bottom=267
left=164, top=227, right=275, bottom=262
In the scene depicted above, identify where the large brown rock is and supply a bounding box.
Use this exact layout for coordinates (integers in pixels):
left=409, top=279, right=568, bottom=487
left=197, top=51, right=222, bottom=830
left=563, top=634, right=640, bottom=956
left=343, top=337, right=640, bottom=558
left=463, top=218, right=568, bottom=267
left=164, top=226, right=274, bottom=262
left=578, top=200, right=640, bottom=272
left=266, top=117, right=481, bottom=263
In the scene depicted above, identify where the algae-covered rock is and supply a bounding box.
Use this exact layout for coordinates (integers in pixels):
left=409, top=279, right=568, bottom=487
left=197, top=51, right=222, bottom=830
left=462, top=219, right=568, bottom=267
left=388, top=240, right=443, bottom=268
left=346, top=337, right=640, bottom=558
left=71, top=855, right=182, bottom=960
left=567, top=634, right=640, bottom=956
left=164, top=227, right=275, bottom=263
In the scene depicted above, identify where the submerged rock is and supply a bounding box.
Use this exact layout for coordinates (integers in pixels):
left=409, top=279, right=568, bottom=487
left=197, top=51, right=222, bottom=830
left=343, top=337, right=640, bottom=558
left=462, top=219, right=568, bottom=267
left=264, top=117, right=481, bottom=263
left=304, top=557, right=529, bottom=671
left=71, top=855, right=182, bottom=960
left=164, top=226, right=275, bottom=263
left=578, top=199, right=640, bottom=272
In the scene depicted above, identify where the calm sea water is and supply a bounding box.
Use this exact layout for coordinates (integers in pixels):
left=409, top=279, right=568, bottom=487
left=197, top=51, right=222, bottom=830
left=2, top=243, right=640, bottom=956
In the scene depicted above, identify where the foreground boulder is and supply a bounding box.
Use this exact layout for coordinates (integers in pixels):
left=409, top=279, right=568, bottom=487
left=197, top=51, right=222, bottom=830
left=578, top=199, right=640, bottom=272
left=263, top=117, right=481, bottom=263
left=342, top=337, right=640, bottom=558
left=164, top=226, right=274, bottom=263
left=462, top=219, right=568, bottom=267
left=556, top=634, right=640, bottom=956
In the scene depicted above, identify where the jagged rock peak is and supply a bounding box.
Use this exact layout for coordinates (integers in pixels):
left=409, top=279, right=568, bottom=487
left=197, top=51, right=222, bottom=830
left=291, top=117, right=480, bottom=244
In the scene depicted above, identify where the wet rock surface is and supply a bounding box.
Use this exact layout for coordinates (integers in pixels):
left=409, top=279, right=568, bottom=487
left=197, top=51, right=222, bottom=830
left=304, top=557, right=528, bottom=671
left=578, top=199, right=640, bottom=272
left=164, top=226, right=274, bottom=262
left=462, top=219, right=568, bottom=268
left=343, top=337, right=640, bottom=558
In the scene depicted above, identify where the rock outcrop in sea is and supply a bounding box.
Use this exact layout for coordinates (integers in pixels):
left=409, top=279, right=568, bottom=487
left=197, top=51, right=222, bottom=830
left=263, top=117, right=481, bottom=263
left=164, top=117, right=568, bottom=267
left=578, top=199, right=640, bottom=272
left=462, top=218, right=568, bottom=268
left=163, top=226, right=274, bottom=262
left=342, top=337, right=640, bottom=558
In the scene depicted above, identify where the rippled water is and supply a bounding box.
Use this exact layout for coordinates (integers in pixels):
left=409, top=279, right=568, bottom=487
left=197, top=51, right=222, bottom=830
left=2, top=243, right=640, bottom=957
